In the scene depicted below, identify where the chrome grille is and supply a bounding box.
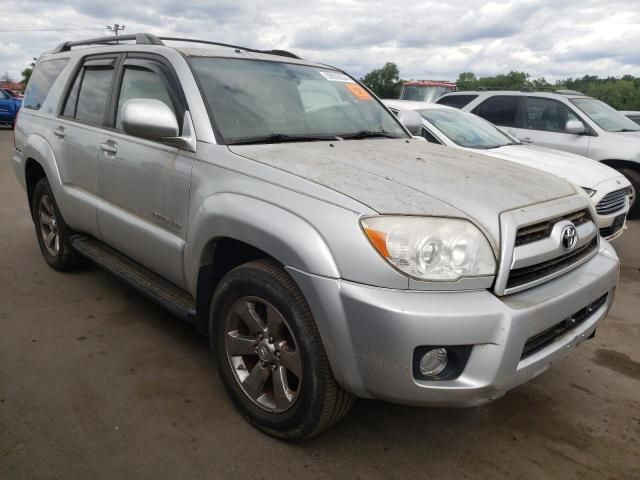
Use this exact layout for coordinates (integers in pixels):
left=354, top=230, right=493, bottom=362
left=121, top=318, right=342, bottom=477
left=515, top=209, right=591, bottom=246
left=596, top=188, right=629, bottom=215
left=506, top=237, right=598, bottom=290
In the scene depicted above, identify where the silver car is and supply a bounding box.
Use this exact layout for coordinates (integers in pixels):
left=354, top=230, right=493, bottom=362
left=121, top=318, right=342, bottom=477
left=13, top=33, right=619, bottom=440
left=437, top=90, right=640, bottom=218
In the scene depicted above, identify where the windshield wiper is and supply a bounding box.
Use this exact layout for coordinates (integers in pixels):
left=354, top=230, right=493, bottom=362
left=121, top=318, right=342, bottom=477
left=613, top=128, right=640, bottom=133
left=338, top=130, right=403, bottom=140
left=228, top=133, right=339, bottom=145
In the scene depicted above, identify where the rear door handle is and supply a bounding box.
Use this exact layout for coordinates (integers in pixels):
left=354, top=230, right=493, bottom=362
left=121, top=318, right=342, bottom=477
left=100, top=142, right=118, bottom=154
left=53, top=126, right=66, bottom=138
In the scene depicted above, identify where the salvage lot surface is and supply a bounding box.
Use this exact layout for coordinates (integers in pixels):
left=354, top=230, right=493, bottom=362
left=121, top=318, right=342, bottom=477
left=0, top=128, right=638, bottom=479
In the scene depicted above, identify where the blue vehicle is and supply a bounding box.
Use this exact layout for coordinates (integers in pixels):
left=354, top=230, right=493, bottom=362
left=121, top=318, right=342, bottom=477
left=0, top=88, right=21, bottom=128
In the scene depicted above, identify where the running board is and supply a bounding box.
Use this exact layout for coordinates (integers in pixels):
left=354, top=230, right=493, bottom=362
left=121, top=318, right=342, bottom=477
left=71, top=235, right=196, bottom=322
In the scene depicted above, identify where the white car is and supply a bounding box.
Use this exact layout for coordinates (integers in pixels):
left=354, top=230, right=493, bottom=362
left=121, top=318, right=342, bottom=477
left=384, top=99, right=631, bottom=240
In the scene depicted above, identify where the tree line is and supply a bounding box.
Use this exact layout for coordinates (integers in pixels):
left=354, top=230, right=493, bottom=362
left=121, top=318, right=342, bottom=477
left=361, top=62, right=640, bottom=110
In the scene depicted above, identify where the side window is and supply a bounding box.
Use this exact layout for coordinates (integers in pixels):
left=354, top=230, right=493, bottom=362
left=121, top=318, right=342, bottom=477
left=115, top=66, right=176, bottom=130
left=436, top=95, right=478, bottom=109
left=62, top=70, right=82, bottom=118
left=524, top=97, right=582, bottom=133
left=472, top=96, right=521, bottom=127
left=0, top=90, right=7, bottom=99
left=75, top=67, right=114, bottom=125
left=421, top=127, right=441, bottom=144
left=23, top=58, right=69, bottom=110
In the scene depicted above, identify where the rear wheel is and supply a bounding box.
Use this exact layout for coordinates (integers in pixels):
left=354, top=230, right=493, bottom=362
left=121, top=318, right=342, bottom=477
left=31, top=178, right=86, bottom=271
left=210, top=259, right=354, bottom=440
left=619, top=168, right=639, bottom=218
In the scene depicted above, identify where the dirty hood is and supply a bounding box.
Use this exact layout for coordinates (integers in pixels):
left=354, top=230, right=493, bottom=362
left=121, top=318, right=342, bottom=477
left=229, top=139, right=576, bottom=247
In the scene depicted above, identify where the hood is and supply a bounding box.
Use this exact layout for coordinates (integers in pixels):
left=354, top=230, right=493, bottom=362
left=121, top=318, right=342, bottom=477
left=229, top=139, right=576, bottom=247
left=480, top=144, right=620, bottom=188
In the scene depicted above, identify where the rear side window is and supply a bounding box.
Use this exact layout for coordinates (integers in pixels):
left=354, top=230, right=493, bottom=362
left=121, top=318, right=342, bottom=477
left=23, top=59, right=68, bottom=110
left=436, top=95, right=478, bottom=109
left=472, top=96, right=521, bottom=127
left=63, top=58, right=116, bottom=125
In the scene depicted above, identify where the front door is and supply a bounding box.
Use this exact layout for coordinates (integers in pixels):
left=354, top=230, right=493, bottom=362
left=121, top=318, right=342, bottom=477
left=519, top=96, right=590, bottom=155
left=96, top=56, right=193, bottom=287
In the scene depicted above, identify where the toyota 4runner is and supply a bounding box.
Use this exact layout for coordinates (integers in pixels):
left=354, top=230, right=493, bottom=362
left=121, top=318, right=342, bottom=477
left=13, top=34, right=619, bottom=440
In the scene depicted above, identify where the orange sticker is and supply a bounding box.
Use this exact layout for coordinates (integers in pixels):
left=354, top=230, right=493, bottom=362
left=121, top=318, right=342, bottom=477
left=344, top=83, right=372, bottom=100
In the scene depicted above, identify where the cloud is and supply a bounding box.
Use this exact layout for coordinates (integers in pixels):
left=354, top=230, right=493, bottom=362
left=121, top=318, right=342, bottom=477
left=1, top=0, right=639, bottom=84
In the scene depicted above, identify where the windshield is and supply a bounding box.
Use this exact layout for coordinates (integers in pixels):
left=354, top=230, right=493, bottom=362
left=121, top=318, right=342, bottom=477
left=570, top=98, right=640, bottom=132
left=401, top=86, right=454, bottom=103
left=418, top=108, right=517, bottom=148
left=190, top=58, right=407, bottom=144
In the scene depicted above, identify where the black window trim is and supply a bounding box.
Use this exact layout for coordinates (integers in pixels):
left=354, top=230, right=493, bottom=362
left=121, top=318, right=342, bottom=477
left=520, top=96, right=594, bottom=136
left=436, top=94, right=479, bottom=109
left=57, top=53, right=122, bottom=128
left=107, top=52, right=188, bottom=135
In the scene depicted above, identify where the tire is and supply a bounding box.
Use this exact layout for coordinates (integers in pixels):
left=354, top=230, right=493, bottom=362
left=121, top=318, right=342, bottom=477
left=210, top=259, right=355, bottom=441
left=619, top=168, right=640, bottom=219
left=31, top=178, right=86, bottom=271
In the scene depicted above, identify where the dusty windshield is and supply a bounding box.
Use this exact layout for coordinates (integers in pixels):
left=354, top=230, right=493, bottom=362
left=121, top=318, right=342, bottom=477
left=190, top=57, right=407, bottom=144
left=419, top=108, right=516, bottom=148
left=570, top=98, right=640, bottom=132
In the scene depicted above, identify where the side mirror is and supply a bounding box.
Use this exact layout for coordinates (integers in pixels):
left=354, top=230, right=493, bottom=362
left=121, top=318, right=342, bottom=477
left=396, top=109, right=423, bottom=135
left=121, top=98, right=179, bottom=141
left=565, top=119, right=586, bottom=134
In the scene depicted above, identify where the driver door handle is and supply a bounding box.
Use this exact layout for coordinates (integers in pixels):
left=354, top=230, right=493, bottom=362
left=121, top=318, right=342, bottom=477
left=53, top=126, right=66, bottom=138
left=521, top=137, right=532, bottom=144
left=100, top=142, right=118, bottom=154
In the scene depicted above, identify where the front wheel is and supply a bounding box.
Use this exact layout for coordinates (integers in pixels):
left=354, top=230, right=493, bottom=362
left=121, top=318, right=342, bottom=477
left=619, top=168, right=639, bottom=218
left=210, top=260, right=354, bottom=440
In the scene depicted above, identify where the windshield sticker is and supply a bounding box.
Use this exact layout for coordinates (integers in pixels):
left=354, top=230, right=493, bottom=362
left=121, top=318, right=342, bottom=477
left=344, top=83, right=372, bottom=100
left=319, top=71, right=355, bottom=83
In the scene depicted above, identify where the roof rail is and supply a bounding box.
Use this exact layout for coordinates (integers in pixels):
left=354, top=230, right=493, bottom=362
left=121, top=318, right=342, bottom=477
left=46, top=33, right=302, bottom=60
left=50, top=33, right=163, bottom=54
left=158, top=37, right=302, bottom=59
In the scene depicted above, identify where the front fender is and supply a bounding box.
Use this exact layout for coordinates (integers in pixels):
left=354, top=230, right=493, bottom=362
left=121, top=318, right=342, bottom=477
left=184, top=193, right=340, bottom=295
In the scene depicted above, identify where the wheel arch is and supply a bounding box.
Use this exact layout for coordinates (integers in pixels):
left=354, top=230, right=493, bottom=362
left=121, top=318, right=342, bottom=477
left=187, top=193, right=341, bottom=334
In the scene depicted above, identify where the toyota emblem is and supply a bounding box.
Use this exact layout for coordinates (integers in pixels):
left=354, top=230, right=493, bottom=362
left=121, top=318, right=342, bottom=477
left=561, top=224, right=578, bottom=251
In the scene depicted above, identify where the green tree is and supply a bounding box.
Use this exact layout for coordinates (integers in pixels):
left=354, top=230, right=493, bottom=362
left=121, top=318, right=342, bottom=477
left=456, top=72, right=478, bottom=90
left=361, top=62, right=404, bottom=98
left=21, top=58, right=37, bottom=86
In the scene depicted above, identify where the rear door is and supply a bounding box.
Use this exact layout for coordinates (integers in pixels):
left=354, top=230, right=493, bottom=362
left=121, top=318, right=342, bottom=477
left=519, top=96, right=590, bottom=155
left=471, top=95, right=523, bottom=137
left=54, top=55, right=119, bottom=236
left=96, top=55, right=193, bottom=287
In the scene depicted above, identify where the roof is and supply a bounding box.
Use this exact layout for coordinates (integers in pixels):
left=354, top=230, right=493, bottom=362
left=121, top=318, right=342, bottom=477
left=403, top=80, right=456, bottom=87
left=383, top=99, right=454, bottom=111
left=440, top=90, right=590, bottom=100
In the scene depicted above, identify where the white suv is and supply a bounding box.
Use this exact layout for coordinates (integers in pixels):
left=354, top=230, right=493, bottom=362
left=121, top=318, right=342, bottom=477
left=437, top=90, right=640, bottom=218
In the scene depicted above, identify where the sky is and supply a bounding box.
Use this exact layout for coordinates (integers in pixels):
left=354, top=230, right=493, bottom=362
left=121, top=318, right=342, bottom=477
left=1, top=0, right=640, bottom=83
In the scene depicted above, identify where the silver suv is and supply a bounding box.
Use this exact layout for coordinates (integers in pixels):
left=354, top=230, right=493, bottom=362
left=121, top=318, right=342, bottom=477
left=437, top=90, right=640, bottom=218
left=13, top=34, right=619, bottom=440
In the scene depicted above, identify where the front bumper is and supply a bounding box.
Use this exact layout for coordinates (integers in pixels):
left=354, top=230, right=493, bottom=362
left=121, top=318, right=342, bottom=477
left=287, top=239, right=619, bottom=407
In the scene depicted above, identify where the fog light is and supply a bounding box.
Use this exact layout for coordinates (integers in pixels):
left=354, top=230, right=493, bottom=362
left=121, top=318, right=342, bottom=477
left=419, top=347, right=448, bottom=377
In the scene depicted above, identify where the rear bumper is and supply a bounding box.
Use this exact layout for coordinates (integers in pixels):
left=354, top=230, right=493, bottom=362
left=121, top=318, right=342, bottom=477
left=288, top=239, right=619, bottom=406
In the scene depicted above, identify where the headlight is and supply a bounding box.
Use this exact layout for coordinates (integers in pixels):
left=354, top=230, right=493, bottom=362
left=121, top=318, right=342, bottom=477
left=581, top=187, right=596, bottom=197
left=361, top=216, right=496, bottom=281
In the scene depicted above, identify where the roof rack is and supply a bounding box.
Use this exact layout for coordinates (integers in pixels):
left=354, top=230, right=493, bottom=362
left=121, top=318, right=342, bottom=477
left=51, top=33, right=163, bottom=53
left=473, top=86, right=585, bottom=95
left=48, top=33, right=301, bottom=60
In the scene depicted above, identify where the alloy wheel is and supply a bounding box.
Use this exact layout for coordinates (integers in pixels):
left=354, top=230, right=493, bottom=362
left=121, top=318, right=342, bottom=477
left=224, top=296, right=302, bottom=413
left=38, top=194, right=59, bottom=257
